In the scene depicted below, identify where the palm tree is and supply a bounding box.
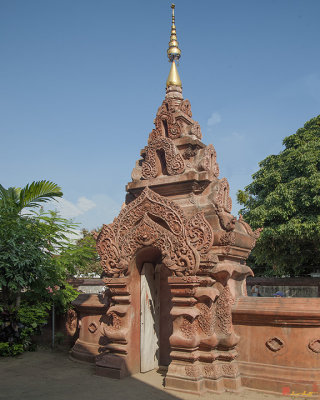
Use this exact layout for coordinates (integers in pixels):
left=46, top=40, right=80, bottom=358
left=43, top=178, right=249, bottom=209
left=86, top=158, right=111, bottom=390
left=0, top=180, right=63, bottom=214
left=0, top=180, right=63, bottom=310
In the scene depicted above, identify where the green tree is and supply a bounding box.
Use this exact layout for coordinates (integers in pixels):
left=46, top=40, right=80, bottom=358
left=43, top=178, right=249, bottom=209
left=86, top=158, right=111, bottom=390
left=237, top=115, right=320, bottom=276
left=0, top=182, right=80, bottom=355
left=0, top=180, right=62, bottom=215
left=62, top=228, right=101, bottom=277
left=0, top=181, right=63, bottom=309
left=0, top=212, right=52, bottom=309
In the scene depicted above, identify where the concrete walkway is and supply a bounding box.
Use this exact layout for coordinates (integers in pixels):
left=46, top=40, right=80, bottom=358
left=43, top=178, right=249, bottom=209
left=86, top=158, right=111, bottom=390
left=0, top=348, right=285, bottom=400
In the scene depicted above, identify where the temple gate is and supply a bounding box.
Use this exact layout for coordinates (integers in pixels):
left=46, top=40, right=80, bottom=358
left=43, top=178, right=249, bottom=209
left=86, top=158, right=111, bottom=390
left=92, top=4, right=261, bottom=392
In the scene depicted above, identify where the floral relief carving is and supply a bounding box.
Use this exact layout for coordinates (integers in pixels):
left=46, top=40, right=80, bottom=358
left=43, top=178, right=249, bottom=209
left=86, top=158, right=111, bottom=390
left=198, top=144, right=219, bottom=177
left=186, top=212, right=214, bottom=255
left=122, top=214, right=198, bottom=275
left=142, top=136, right=185, bottom=179
left=180, top=302, right=215, bottom=339
left=190, top=122, right=202, bottom=139
left=216, top=285, right=234, bottom=335
left=179, top=99, right=192, bottom=118
left=152, top=97, right=202, bottom=140
left=219, top=231, right=236, bottom=246
left=96, top=187, right=201, bottom=277
left=197, top=303, right=215, bottom=336
left=180, top=317, right=196, bottom=339
left=221, top=363, right=239, bottom=377
left=154, top=100, right=182, bottom=139
left=204, top=364, right=221, bottom=379
left=181, top=276, right=200, bottom=283
left=203, top=363, right=238, bottom=379
left=105, top=312, right=122, bottom=331
left=185, top=365, right=201, bottom=377
left=183, top=145, right=198, bottom=160
left=216, top=178, right=232, bottom=213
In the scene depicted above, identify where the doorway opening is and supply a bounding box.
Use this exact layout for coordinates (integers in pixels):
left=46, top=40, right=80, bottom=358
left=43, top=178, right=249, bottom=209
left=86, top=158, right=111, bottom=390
left=140, top=263, right=172, bottom=373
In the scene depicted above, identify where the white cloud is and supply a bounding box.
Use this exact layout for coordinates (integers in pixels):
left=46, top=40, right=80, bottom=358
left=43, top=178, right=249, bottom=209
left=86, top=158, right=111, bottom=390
left=77, top=196, right=96, bottom=213
left=43, top=193, right=121, bottom=230
left=53, top=196, right=96, bottom=219
left=207, top=112, right=222, bottom=127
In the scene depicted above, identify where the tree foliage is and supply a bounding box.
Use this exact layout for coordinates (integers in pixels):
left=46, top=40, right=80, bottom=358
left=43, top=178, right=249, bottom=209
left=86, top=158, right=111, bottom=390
left=62, top=228, right=101, bottom=277
left=0, top=181, right=80, bottom=354
left=0, top=180, right=62, bottom=214
left=237, top=115, right=320, bottom=276
left=0, top=181, right=64, bottom=309
left=0, top=213, right=51, bottom=309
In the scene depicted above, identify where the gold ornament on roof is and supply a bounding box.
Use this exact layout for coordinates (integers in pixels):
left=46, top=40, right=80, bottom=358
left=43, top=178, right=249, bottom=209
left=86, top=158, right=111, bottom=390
left=167, top=4, right=181, bottom=62
left=166, top=4, right=182, bottom=88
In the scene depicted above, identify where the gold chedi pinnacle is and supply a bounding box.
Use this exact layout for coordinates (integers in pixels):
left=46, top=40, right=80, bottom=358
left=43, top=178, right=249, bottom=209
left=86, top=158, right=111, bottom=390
left=166, top=61, right=182, bottom=87
left=166, top=4, right=182, bottom=88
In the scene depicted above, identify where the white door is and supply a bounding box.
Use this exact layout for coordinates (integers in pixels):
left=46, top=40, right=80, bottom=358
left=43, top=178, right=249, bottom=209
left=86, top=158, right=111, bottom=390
left=140, top=263, right=159, bottom=372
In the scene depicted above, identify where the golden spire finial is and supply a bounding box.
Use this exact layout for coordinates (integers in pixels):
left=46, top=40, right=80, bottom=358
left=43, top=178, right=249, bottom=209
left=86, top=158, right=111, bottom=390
left=166, top=4, right=182, bottom=87
left=167, top=4, right=181, bottom=62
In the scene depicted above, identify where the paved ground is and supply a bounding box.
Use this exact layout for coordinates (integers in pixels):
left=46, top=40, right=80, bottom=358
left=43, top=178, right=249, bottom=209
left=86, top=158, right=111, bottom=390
left=0, top=348, right=287, bottom=400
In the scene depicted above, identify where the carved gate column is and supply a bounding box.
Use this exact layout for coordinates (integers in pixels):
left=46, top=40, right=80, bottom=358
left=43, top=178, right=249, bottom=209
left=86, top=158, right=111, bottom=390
left=165, top=276, right=204, bottom=393
left=165, top=272, right=243, bottom=393
left=95, top=275, right=138, bottom=379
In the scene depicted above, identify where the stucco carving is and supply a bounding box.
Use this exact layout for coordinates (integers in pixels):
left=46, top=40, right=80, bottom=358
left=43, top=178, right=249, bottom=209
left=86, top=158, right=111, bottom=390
left=179, top=99, right=192, bottom=118
left=154, top=100, right=182, bottom=139
left=198, top=144, right=219, bottom=177
left=185, top=365, right=201, bottom=377
left=96, top=187, right=203, bottom=277
left=183, top=144, right=198, bottom=160
left=197, top=303, right=215, bottom=336
left=180, top=317, right=196, bottom=339
left=186, top=212, right=214, bottom=255
left=66, top=309, right=78, bottom=337
left=204, top=364, right=221, bottom=379
left=216, top=285, right=234, bottom=335
left=238, top=214, right=263, bottom=248
left=105, top=312, right=122, bottom=331
left=142, top=136, right=185, bottom=179
left=219, top=231, right=236, bottom=246
left=216, top=178, right=232, bottom=213
left=221, top=363, right=239, bottom=377
left=190, top=122, right=202, bottom=139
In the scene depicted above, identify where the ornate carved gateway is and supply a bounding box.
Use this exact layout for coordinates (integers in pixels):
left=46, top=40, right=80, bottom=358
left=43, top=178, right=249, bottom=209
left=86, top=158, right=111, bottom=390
left=92, top=4, right=261, bottom=394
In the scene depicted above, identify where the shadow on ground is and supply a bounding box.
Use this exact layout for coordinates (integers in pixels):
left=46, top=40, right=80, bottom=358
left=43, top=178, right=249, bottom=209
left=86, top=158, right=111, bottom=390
left=0, top=348, right=285, bottom=400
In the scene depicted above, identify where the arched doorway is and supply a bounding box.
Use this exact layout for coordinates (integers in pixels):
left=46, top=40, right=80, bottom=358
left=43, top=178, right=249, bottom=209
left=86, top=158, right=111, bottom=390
left=140, top=262, right=172, bottom=372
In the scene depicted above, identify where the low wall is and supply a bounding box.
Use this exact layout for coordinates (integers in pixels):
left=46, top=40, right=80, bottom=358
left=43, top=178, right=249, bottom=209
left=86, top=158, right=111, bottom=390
left=233, top=297, right=320, bottom=394
left=246, top=277, right=320, bottom=298
left=68, top=278, right=105, bottom=294
left=70, top=293, right=320, bottom=395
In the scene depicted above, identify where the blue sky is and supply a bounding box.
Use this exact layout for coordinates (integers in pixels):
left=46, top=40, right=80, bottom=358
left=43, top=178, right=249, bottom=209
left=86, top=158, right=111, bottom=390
left=1, top=0, right=320, bottom=230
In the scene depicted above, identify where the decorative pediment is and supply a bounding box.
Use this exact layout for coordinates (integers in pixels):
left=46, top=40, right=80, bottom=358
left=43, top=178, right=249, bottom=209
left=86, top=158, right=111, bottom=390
left=152, top=97, right=201, bottom=140
left=142, top=136, right=185, bottom=179
left=96, top=188, right=215, bottom=277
